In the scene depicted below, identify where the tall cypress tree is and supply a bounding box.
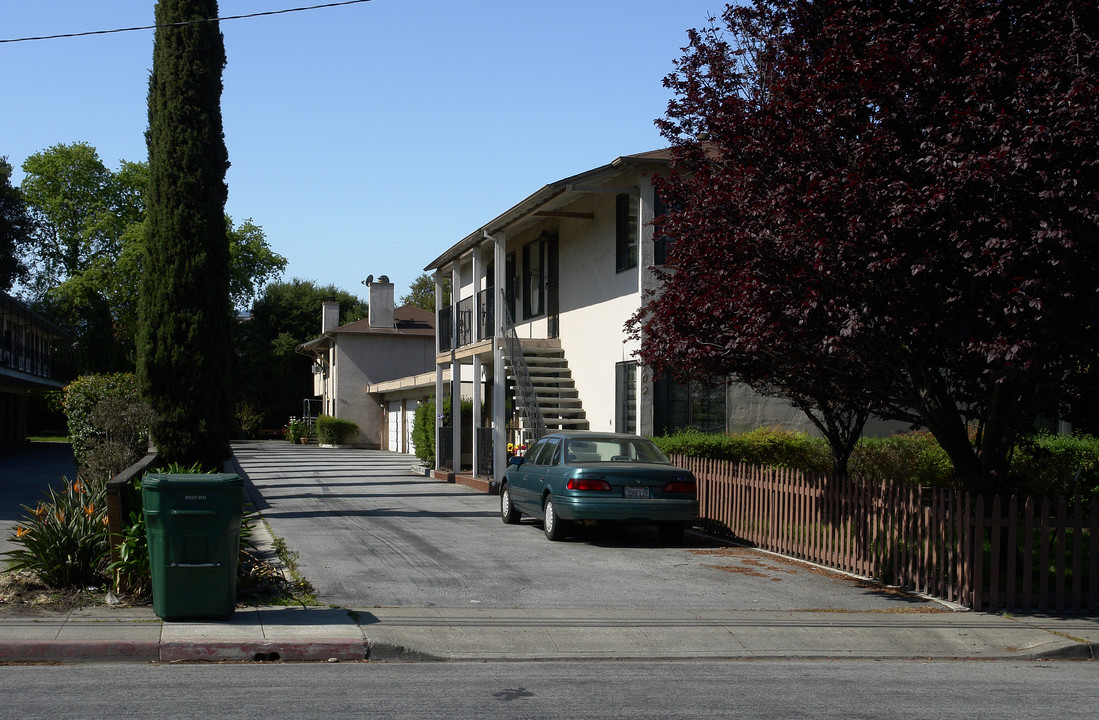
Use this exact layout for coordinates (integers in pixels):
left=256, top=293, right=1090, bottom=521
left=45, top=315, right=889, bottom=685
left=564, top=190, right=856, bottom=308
left=139, top=0, right=232, bottom=469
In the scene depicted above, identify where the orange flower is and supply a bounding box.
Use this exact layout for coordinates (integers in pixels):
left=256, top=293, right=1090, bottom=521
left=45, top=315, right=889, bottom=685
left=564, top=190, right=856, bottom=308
left=84, top=503, right=95, bottom=518
left=34, top=504, right=48, bottom=519
left=15, top=526, right=29, bottom=538
left=72, top=480, right=84, bottom=494
left=55, top=511, right=65, bottom=523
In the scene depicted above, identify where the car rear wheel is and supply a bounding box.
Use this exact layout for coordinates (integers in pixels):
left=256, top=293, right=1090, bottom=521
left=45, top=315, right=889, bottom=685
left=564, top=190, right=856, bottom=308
left=500, top=483, right=521, bottom=525
left=658, top=522, right=685, bottom=543
left=543, top=496, right=568, bottom=541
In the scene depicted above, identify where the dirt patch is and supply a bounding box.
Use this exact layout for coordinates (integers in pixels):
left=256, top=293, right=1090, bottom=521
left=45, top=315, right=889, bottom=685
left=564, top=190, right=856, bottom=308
left=0, top=571, right=124, bottom=615
left=689, top=545, right=944, bottom=604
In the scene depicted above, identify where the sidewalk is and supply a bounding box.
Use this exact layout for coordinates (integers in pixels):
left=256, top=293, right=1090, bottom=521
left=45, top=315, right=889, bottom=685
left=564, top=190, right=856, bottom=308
left=1, top=604, right=1096, bottom=663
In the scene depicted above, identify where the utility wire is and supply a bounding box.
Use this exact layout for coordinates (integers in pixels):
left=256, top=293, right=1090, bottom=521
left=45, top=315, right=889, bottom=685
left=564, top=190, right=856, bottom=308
left=0, top=0, right=374, bottom=44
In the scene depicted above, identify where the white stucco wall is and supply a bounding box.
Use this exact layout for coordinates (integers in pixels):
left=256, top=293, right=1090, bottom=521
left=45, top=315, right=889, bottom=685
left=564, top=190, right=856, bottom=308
left=332, top=333, right=435, bottom=448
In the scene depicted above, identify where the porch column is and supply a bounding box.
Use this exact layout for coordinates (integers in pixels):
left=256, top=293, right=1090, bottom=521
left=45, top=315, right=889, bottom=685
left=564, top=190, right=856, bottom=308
left=489, top=230, right=508, bottom=485
left=451, top=261, right=461, bottom=474
left=434, top=271, right=445, bottom=473
left=471, top=247, right=484, bottom=477
left=435, top=363, right=445, bottom=472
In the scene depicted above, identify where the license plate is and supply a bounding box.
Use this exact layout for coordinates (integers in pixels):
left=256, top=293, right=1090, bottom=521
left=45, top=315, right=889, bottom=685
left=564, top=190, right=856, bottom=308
left=624, top=486, right=650, bottom=499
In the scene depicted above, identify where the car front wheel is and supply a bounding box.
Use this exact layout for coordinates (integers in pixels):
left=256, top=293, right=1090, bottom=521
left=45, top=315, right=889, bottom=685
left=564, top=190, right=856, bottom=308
left=500, top=483, right=521, bottom=525
left=543, top=496, right=568, bottom=541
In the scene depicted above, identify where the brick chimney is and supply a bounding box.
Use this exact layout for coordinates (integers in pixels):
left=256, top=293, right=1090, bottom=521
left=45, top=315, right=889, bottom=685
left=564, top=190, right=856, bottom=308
left=368, top=275, right=395, bottom=329
left=322, top=300, right=340, bottom=333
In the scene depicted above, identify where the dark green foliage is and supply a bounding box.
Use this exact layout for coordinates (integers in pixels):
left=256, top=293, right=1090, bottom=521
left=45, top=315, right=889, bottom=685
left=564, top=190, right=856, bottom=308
left=411, top=401, right=437, bottom=464
left=0, top=157, right=30, bottom=291
left=62, top=373, right=154, bottom=482
left=236, top=279, right=367, bottom=428
left=4, top=477, right=110, bottom=589
left=410, top=397, right=474, bottom=465
left=315, top=415, right=358, bottom=445
left=849, top=432, right=956, bottom=489
left=652, top=427, right=831, bottom=474
left=1009, top=433, right=1099, bottom=503
left=139, top=0, right=233, bottom=470
left=655, top=428, right=1096, bottom=498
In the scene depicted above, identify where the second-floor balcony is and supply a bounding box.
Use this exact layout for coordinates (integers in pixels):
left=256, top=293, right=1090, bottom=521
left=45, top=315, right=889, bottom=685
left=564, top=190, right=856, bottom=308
left=438, top=289, right=496, bottom=354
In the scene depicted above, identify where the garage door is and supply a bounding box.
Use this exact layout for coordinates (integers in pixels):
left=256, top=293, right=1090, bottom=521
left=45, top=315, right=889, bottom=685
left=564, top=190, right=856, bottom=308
left=404, top=400, right=419, bottom=456
left=387, top=401, right=401, bottom=452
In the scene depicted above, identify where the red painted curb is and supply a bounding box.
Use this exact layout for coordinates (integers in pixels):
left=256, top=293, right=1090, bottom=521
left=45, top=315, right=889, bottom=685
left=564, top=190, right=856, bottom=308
left=159, top=640, right=369, bottom=663
left=0, top=640, right=160, bottom=663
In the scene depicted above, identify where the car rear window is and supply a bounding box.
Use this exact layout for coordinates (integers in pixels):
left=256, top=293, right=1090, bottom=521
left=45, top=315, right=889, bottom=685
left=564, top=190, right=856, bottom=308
left=565, top=438, right=670, bottom=464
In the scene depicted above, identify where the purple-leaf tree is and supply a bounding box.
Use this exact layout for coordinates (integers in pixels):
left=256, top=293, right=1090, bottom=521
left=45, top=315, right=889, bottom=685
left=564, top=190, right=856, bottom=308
left=631, top=0, right=1099, bottom=495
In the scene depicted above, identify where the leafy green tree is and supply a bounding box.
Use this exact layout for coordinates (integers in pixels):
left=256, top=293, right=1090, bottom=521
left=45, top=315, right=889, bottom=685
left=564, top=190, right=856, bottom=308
left=19, top=142, right=143, bottom=297
left=139, top=0, right=233, bottom=469
left=16, top=143, right=284, bottom=371
left=401, top=272, right=449, bottom=312
left=0, top=157, right=31, bottom=291
left=236, top=279, right=367, bottom=428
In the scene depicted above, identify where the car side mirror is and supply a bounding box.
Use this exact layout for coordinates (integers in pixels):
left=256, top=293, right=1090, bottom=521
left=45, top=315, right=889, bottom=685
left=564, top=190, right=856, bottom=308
left=508, top=455, right=524, bottom=467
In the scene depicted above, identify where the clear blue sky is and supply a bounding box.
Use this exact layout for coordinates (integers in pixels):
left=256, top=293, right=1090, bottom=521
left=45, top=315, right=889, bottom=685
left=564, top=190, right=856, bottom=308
left=2, top=1, right=725, bottom=302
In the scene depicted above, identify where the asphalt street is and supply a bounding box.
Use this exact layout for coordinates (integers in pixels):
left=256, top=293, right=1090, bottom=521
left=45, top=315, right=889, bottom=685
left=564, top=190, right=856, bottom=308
left=232, top=440, right=943, bottom=612
left=1, top=660, right=1096, bottom=720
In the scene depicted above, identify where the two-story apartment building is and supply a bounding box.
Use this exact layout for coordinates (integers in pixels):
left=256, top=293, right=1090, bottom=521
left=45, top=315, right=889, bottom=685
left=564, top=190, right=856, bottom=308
left=1, top=292, right=73, bottom=446
left=297, top=278, right=435, bottom=450
left=424, top=149, right=825, bottom=485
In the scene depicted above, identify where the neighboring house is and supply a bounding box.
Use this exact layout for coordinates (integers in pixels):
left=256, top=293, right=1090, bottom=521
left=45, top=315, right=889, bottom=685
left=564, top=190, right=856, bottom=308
left=424, top=149, right=899, bottom=485
left=1, top=292, right=73, bottom=447
left=297, top=278, right=435, bottom=451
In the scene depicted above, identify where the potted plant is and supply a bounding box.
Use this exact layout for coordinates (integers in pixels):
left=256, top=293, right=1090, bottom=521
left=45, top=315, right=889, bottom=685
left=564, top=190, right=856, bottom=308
left=285, top=417, right=307, bottom=444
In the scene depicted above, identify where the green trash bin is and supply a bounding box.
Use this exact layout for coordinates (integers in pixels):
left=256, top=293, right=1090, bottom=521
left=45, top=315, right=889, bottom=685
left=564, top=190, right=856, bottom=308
left=143, top=473, right=244, bottom=621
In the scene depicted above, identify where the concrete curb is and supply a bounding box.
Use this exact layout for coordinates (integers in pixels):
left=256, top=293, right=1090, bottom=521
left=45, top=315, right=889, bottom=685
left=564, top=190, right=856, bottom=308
left=159, top=639, right=369, bottom=663
left=0, top=639, right=161, bottom=664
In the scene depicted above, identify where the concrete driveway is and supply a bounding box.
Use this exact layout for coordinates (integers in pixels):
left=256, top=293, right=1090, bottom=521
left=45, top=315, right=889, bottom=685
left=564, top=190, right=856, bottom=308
left=0, top=442, right=77, bottom=557
left=232, top=441, right=942, bottom=612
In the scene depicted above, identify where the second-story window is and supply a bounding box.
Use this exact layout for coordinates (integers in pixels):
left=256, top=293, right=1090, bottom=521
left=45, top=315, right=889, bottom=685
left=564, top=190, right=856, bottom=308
left=616, top=193, right=638, bottom=272
left=523, top=237, right=545, bottom=320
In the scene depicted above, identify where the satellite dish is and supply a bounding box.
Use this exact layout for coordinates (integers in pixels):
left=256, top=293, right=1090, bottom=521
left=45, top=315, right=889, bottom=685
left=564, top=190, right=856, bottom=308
left=362, top=274, right=374, bottom=285
left=379, top=275, right=389, bottom=283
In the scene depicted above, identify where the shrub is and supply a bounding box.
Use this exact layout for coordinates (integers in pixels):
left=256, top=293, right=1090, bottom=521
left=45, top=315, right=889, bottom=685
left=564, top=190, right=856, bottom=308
left=315, top=415, right=358, bottom=445
left=652, top=427, right=831, bottom=473
left=1009, top=432, right=1099, bottom=501
left=410, top=397, right=477, bottom=465
left=234, top=401, right=264, bottom=439
left=4, top=477, right=110, bottom=588
left=411, top=401, right=436, bottom=464
left=850, top=431, right=957, bottom=488
left=63, top=373, right=155, bottom=482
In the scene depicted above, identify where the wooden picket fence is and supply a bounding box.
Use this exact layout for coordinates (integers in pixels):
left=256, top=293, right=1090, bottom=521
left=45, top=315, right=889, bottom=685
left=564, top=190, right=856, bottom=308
left=674, top=455, right=1099, bottom=612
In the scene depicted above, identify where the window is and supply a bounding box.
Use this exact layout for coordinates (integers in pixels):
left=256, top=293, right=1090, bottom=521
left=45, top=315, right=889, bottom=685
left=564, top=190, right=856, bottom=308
left=505, top=252, right=516, bottom=322
left=522, top=237, right=545, bottom=319
left=523, top=439, right=548, bottom=465
left=616, top=193, right=637, bottom=272
left=531, top=438, right=560, bottom=466
left=615, top=361, right=637, bottom=434
left=653, top=375, right=727, bottom=435
left=653, top=191, right=673, bottom=265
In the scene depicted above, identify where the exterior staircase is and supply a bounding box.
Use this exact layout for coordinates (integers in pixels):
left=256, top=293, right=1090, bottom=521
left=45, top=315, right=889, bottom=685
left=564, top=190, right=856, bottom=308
left=505, top=343, right=589, bottom=433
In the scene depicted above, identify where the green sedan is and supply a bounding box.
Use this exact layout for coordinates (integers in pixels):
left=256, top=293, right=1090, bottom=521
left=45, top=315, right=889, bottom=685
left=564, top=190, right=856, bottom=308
left=500, top=431, right=699, bottom=542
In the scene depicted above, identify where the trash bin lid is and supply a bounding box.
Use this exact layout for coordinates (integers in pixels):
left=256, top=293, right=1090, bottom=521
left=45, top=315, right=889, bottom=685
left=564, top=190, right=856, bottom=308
left=142, top=473, right=242, bottom=488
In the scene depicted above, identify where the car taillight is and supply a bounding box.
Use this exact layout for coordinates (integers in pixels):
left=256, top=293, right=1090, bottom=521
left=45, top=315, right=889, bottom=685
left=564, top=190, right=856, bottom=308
left=567, top=477, right=612, bottom=491
left=663, top=479, right=697, bottom=493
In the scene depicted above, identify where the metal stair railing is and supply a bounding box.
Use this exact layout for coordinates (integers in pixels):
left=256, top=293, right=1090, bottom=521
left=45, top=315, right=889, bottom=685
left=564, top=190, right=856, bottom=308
left=501, top=304, right=546, bottom=440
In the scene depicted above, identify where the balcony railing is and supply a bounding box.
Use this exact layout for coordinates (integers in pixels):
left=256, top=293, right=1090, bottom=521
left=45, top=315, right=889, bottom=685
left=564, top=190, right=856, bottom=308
left=438, top=289, right=498, bottom=353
